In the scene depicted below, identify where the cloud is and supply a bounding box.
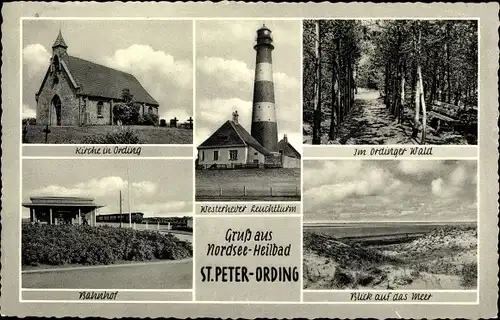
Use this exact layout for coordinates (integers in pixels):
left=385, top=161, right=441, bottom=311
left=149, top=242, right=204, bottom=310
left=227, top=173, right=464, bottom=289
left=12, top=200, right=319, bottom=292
left=196, top=98, right=252, bottom=144
left=397, top=160, right=444, bottom=177
left=132, top=201, right=191, bottom=216
left=303, top=160, right=364, bottom=189
left=104, top=45, right=193, bottom=119
left=32, top=176, right=157, bottom=198
left=197, top=57, right=253, bottom=87
left=197, top=56, right=300, bottom=94
left=23, top=104, right=36, bottom=119
left=304, top=166, right=400, bottom=212
left=105, top=44, right=192, bottom=88
left=197, top=20, right=301, bottom=48
left=130, top=181, right=158, bottom=197
left=304, top=160, right=477, bottom=222
left=450, top=165, right=467, bottom=186
left=430, top=165, right=473, bottom=198
left=23, top=44, right=50, bottom=78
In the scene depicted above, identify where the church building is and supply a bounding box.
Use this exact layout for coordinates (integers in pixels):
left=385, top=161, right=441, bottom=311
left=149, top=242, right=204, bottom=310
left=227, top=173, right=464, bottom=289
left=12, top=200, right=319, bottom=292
left=35, top=31, right=159, bottom=126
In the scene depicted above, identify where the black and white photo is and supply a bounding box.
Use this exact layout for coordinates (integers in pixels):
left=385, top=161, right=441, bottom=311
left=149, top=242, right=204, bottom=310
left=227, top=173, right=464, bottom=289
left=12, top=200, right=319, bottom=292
left=22, top=159, right=193, bottom=289
left=303, top=160, right=477, bottom=290
left=195, top=20, right=301, bottom=201
left=303, top=19, right=478, bottom=145
left=22, top=20, right=194, bottom=144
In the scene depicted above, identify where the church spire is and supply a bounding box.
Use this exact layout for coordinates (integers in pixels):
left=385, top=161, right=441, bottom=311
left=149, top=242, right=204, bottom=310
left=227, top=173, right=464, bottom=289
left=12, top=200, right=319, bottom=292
left=52, top=29, right=68, bottom=49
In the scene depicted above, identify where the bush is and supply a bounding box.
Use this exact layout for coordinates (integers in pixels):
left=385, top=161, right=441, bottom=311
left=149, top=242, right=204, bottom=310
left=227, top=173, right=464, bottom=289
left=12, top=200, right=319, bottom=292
left=82, top=127, right=142, bottom=144
left=113, top=102, right=140, bottom=125
left=460, top=262, right=477, bottom=288
left=22, top=224, right=192, bottom=266
left=138, top=113, right=159, bottom=126
left=22, top=117, right=37, bottom=126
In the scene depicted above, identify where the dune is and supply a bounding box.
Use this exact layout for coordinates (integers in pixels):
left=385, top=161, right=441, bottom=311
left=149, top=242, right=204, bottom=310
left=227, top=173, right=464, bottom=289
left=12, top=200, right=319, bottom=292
left=303, top=225, right=477, bottom=290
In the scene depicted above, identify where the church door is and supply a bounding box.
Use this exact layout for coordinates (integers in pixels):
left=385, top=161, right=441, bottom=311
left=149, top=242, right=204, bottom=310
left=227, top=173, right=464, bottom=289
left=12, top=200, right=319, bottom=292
left=51, top=95, right=62, bottom=126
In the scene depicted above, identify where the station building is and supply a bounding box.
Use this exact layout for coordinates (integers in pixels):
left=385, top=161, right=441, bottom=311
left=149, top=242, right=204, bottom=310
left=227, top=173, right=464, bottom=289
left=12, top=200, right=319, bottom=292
left=22, top=196, right=104, bottom=226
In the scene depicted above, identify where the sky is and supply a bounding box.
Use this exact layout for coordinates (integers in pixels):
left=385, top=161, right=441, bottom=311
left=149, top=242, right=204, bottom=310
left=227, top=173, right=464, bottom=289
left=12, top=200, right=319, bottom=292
left=304, top=160, right=477, bottom=222
left=22, top=19, right=193, bottom=122
left=22, top=159, right=193, bottom=218
left=195, top=20, right=302, bottom=152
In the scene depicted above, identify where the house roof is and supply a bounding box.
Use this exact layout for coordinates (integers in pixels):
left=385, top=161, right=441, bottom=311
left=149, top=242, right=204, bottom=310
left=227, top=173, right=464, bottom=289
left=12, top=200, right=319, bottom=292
left=278, top=138, right=301, bottom=159
left=62, top=56, right=159, bottom=105
left=198, top=120, right=273, bottom=156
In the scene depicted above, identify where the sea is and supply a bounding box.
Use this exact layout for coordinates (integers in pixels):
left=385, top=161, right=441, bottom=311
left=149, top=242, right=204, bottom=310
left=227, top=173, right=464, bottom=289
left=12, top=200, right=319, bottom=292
left=303, top=220, right=477, bottom=239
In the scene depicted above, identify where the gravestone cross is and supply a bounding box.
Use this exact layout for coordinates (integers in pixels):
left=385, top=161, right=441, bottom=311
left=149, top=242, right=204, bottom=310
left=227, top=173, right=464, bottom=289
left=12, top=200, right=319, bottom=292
left=187, top=116, right=193, bottom=129
left=170, top=117, right=178, bottom=128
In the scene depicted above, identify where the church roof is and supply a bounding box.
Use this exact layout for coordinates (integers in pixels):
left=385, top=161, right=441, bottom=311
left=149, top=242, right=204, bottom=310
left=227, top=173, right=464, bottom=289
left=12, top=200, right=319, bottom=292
left=52, top=30, right=68, bottom=48
left=63, top=56, right=159, bottom=106
left=198, top=120, right=273, bottom=156
left=278, top=138, right=301, bottom=159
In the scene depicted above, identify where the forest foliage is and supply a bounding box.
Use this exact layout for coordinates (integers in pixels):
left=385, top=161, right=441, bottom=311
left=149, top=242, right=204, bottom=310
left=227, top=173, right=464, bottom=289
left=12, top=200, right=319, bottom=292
left=303, top=19, right=478, bottom=144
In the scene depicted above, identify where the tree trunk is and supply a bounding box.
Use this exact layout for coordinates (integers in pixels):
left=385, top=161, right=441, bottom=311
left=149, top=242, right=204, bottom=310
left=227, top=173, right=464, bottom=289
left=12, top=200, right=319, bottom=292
left=416, top=24, right=427, bottom=144
left=418, top=64, right=426, bottom=144
left=312, top=21, right=322, bottom=145
left=347, top=58, right=351, bottom=113
left=384, top=63, right=390, bottom=106
left=454, top=83, right=461, bottom=106
left=412, top=75, right=420, bottom=139
left=446, top=23, right=452, bottom=104
left=391, top=69, right=398, bottom=115
left=399, top=61, right=405, bottom=124
left=354, top=63, right=358, bottom=94
left=329, top=39, right=340, bottom=140
left=410, top=62, right=416, bottom=110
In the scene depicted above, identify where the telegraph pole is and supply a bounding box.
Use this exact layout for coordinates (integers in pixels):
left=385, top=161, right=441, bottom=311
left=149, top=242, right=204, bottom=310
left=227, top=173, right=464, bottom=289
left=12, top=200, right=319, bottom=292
left=128, top=161, right=132, bottom=228
left=119, top=190, right=123, bottom=228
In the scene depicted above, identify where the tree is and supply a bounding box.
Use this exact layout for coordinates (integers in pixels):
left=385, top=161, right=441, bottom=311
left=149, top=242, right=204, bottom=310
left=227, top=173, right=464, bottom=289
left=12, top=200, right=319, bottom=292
left=303, top=20, right=363, bottom=143
left=312, top=20, right=322, bottom=145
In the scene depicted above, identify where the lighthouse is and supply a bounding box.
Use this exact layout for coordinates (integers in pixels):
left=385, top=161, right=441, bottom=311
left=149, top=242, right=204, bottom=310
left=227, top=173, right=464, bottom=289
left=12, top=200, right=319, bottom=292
left=251, top=24, right=279, bottom=152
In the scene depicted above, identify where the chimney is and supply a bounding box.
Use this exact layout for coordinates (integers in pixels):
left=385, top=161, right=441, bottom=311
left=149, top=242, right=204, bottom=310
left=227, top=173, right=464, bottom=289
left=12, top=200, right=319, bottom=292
left=232, top=110, right=239, bottom=124
left=283, top=134, right=288, bottom=143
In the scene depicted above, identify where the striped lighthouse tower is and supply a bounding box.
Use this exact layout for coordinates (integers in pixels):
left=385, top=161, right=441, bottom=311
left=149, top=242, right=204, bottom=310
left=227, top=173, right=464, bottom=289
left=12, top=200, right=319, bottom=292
left=251, top=24, right=279, bottom=152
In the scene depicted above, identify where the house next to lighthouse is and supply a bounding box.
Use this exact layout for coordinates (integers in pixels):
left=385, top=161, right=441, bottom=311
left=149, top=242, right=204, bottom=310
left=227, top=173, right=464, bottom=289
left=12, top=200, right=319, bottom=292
left=35, top=30, right=159, bottom=126
left=197, top=25, right=301, bottom=169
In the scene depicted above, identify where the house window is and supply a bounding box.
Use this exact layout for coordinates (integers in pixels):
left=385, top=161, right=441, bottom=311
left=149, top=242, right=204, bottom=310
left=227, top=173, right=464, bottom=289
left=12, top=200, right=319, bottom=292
left=148, top=106, right=153, bottom=114
left=201, top=151, right=205, bottom=161
left=97, top=101, right=103, bottom=118
left=213, top=151, right=219, bottom=161
left=229, top=150, right=238, bottom=161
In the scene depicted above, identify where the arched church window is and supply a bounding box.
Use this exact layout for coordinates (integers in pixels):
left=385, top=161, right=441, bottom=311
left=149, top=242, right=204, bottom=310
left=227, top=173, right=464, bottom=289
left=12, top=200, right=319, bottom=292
left=97, top=101, right=103, bottom=117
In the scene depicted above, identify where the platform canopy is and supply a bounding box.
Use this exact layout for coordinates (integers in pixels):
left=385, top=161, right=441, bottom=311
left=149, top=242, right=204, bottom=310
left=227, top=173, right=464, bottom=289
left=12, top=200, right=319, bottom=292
left=22, top=196, right=105, bottom=226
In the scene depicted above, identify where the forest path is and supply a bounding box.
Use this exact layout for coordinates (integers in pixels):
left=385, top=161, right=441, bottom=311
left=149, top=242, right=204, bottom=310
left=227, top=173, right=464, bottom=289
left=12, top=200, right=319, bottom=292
left=330, top=88, right=415, bottom=145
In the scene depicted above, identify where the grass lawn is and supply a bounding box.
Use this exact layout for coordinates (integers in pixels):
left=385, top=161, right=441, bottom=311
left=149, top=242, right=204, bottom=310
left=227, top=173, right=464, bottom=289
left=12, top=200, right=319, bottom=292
left=196, top=168, right=301, bottom=201
left=24, top=125, right=192, bottom=144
